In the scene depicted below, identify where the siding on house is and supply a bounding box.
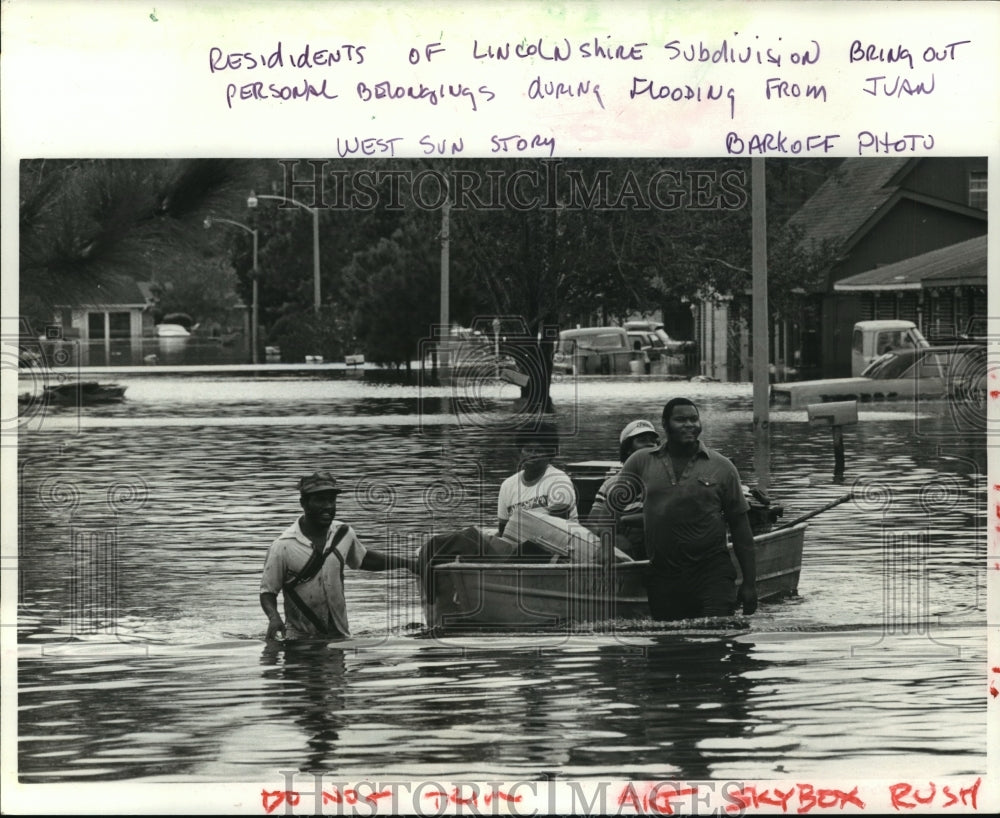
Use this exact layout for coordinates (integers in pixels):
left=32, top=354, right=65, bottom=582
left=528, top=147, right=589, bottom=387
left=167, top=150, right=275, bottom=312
left=834, top=235, right=988, bottom=341
left=788, top=158, right=987, bottom=376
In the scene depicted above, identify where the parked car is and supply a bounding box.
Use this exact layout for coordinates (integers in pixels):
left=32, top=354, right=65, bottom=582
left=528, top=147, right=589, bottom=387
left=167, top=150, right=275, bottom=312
left=552, top=327, right=632, bottom=375
left=770, top=344, right=985, bottom=409
left=626, top=330, right=665, bottom=362
left=623, top=320, right=696, bottom=354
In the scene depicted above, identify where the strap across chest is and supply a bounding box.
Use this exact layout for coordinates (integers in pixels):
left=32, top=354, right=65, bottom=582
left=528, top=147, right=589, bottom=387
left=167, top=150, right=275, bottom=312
left=286, top=523, right=350, bottom=590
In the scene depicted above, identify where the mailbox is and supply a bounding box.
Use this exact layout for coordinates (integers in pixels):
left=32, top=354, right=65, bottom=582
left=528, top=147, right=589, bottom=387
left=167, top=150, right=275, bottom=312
left=807, top=400, right=858, bottom=428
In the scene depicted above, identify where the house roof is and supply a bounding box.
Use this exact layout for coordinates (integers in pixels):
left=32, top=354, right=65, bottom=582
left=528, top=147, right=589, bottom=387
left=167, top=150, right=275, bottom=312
left=833, top=234, right=987, bottom=292
left=787, top=159, right=913, bottom=250
left=54, top=278, right=157, bottom=308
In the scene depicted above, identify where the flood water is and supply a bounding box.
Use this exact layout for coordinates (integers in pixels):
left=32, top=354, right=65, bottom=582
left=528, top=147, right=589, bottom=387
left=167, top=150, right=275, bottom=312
left=13, top=375, right=990, bottom=790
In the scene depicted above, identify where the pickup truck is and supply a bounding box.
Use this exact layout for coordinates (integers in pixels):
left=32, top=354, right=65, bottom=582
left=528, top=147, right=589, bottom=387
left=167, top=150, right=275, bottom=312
left=851, top=320, right=928, bottom=376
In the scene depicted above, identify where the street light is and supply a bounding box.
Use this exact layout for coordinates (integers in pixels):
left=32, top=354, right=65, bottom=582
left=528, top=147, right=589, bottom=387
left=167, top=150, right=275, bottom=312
left=247, top=191, right=321, bottom=315
left=204, top=216, right=259, bottom=364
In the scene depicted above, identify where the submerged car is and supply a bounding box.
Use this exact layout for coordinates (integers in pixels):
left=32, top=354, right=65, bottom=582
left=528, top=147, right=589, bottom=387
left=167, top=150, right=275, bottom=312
left=552, top=327, right=632, bottom=375
left=770, top=345, right=986, bottom=409
left=623, top=320, right=696, bottom=354
left=626, top=330, right=665, bottom=361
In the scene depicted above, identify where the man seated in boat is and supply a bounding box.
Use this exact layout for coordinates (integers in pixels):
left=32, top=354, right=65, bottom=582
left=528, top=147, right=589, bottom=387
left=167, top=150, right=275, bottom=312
left=585, top=419, right=660, bottom=560
left=610, top=398, right=757, bottom=620
left=496, top=421, right=578, bottom=540
left=416, top=423, right=582, bottom=600
left=260, top=471, right=418, bottom=641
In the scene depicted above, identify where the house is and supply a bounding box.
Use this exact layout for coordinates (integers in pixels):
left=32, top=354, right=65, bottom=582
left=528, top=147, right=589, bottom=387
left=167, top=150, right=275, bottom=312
left=832, top=234, right=987, bottom=342
left=788, top=158, right=987, bottom=377
left=53, top=278, right=159, bottom=342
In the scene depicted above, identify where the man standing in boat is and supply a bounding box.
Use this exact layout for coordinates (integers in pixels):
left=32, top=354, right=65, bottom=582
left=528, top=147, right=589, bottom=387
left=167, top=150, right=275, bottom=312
left=497, top=422, right=578, bottom=538
left=614, top=398, right=757, bottom=620
left=260, top=471, right=418, bottom=641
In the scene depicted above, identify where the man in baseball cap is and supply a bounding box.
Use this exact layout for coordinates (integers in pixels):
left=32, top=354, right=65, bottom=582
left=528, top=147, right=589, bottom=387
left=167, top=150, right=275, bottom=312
left=260, top=471, right=418, bottom=641
left=586, top=419, right=660, bottom=559
left=617, top=419, right=659, bottom=462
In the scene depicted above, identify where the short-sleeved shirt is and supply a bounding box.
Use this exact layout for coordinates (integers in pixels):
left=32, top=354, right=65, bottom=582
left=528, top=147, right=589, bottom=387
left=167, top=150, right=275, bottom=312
left=617, top=441, right=749, bottom=569
left=497, top=464, right=579, bottom=526
left=260, top=517, right=367, bottom=639
left=589, top=470, right=645, bottom=559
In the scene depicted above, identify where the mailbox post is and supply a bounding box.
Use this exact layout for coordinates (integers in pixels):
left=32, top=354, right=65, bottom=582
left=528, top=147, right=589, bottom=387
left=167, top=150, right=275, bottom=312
left=807, top=400, right=858, bottom=479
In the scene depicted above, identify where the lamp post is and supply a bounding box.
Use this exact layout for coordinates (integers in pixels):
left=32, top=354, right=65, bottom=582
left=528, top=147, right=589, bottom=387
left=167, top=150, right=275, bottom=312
left=439, top=191, right=451, bottom=376
left=493, top=316, right=501, bottom=380
left=247, top=191, right=321, bottom=315
left=204, top=216, right=259, bottom=364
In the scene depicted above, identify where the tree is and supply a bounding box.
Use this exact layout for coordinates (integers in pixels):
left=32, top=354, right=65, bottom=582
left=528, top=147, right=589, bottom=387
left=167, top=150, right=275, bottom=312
left=19, top=158, right=252, bottom=330
left=342, top=216, right=440, bottom=368
left=266, top=307, right=347, bottom=363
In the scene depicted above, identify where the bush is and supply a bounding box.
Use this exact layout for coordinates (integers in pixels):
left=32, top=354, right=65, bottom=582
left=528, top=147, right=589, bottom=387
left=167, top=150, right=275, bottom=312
left=267, top=307, right=344, bottom=363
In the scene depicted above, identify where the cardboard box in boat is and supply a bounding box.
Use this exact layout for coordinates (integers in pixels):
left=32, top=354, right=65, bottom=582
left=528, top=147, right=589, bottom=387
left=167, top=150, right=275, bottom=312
left=505, top=507, right=610, bottom=563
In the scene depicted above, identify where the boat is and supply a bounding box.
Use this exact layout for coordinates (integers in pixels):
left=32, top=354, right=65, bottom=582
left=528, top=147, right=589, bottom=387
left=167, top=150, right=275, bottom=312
left=422, top=522, right=807, bottom=632
left=37, top=381, right=127, bottom=404
left=423, top=523, right=808, bottom=632
left=421, top=462, right=813, bottom=632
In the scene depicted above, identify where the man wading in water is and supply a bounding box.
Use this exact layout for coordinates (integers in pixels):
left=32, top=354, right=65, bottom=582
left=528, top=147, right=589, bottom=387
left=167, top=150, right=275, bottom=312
left=260, top=471, right=418, bottom=641
left=614, top=398, right=757, bottom=620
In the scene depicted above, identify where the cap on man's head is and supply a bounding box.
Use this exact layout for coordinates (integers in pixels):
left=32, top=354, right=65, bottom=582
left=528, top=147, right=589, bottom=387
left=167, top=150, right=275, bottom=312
left=618, top=418, right=658, bottom=461
left=619, top=419, right=657, bottom=446
left=298, top=470, right=342, bottom=495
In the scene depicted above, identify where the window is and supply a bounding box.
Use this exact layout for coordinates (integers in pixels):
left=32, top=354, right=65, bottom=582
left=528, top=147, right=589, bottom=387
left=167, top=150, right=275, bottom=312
left=87, top=312, right=105, bottom=340
left=863, top=352, right=913, bottom=379
left=109, top=312, right=132, bottom=339
left=590, top=333, right=626, bottom=349
left=969, top=171, right=987, bottom=209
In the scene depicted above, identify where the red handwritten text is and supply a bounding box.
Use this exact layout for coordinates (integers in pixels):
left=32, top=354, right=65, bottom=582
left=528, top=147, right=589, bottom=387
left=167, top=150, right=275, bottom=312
left=889, top=778, right=981, bottom=811
left=322, top=787, right=393, bottom=806
left=617, top=783, right=700, bottom=814
left=263, top=787, right=393, bottom=813
left=725, top=783, right=865, bottom=813
left=422, top=786, right=522, bottom=811
left=262, top=790, right=300, bottom=814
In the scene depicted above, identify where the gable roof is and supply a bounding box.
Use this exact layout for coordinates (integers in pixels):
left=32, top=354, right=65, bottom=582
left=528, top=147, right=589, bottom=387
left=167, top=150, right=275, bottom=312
left=787, top=159, right=913, bottom=249
left=54, top=278, right=157, bottom=308
left=833, top=234, right=987, bottom=291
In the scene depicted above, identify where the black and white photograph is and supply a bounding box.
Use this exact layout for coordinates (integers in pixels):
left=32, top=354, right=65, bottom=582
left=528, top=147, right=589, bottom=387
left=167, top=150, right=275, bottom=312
left=2, top=3, right=997, bottom=816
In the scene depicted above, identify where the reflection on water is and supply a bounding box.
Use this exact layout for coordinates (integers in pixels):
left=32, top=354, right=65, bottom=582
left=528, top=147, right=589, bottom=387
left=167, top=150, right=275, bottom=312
left=15, top=379, right=988, bottom=782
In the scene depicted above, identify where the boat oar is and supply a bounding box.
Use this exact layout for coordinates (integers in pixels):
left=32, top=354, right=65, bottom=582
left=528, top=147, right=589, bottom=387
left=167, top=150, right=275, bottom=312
left=774, top=492, right=854, bottom=530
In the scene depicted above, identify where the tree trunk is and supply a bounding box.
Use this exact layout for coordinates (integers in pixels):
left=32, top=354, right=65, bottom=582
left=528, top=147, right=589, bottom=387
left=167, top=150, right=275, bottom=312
left=512, top=323, right=556, bottom=417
